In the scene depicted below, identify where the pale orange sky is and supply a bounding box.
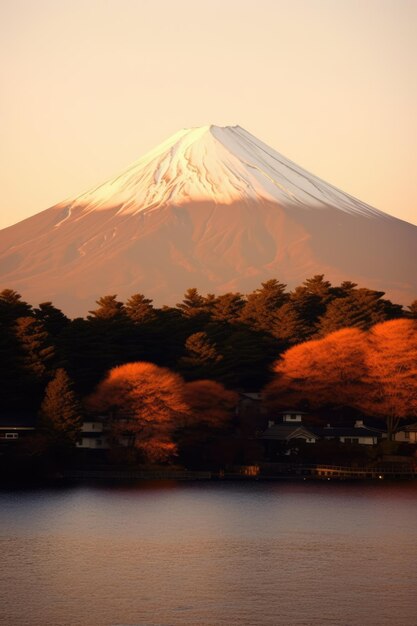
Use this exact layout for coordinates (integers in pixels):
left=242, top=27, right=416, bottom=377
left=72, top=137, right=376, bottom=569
left=1, top=0, right=416, bottom=229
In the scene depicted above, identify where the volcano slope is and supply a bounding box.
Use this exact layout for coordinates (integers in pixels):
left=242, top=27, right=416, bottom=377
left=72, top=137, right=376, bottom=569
left=0, top=125, right=415, bottom=316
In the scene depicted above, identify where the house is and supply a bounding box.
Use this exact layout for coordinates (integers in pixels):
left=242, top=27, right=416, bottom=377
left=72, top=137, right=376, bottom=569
left=236, top=391, right=264, bottom=418
left=394, top=422, right=417, bottom=444
left=261, top=410, right=319, bottom=448
left=261, top=411, right=385, bottom=452
left=76, top=418, right=135, bottom=450
left=321, top=420, right=383, bottom=445
left=76, top=419, right=110, bottom=449
left=0, top=414, right=36, bottom=443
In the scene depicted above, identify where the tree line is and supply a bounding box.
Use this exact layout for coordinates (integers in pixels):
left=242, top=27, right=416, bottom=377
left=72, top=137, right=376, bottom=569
left=0, top=275, right=416, bottom=467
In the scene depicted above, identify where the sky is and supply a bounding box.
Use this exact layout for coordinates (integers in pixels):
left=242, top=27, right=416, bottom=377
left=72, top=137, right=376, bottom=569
left=0, top=0, right=416, bottom=229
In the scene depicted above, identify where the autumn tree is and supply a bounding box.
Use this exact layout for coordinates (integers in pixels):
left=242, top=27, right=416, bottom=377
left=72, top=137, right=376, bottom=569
left=264, top=327, right=368, bottom=411
left=179, top=380, right=238, bottom=468
left=265, top=319, right=417, bottom=438
left=357, top=319, right=417, bottom=438
left=88, top=362, right=188, bottom=462
left=183, top=380, right=237, bottom=430
left=39, top=368, right=83, bottom=446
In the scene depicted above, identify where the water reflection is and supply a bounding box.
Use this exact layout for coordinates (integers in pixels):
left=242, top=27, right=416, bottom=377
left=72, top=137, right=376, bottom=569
left=1, top=482, right=417, bottom=625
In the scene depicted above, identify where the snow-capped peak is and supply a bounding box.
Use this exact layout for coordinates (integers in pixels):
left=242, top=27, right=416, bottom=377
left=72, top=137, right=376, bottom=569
left=66, top=125, right=383, bottom=218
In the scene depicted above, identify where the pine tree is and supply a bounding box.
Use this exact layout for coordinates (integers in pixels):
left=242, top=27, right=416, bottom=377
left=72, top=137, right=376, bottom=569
left=221, top=329, right=275, bottom=389
left=273, top=302, right=311, bottom=346
left=318, top=288, right=402, bottom=336
left=39, top=369, right=83, bottom=446
left=0, top=319, right=25, bottom=409
left=179, top=331, right=223, bottom=380
left=239, top=279, right=288, bottom=334
left=210, top=292, right=245, bottom=323
left=290, top=275, right=334, bottom=329
left=34, top=302, right=69, bottom=337
left=125, top=293, right=156, bottom=324
left=84, top=295, right=132, bottom=378
left=408, top=300, right=417, bottom=319
left=0, top=289, right=32, bottom=325
left=176, top=288, right=207, bottom=317
left=88, top=295, right=126, bottom=320
left=14, top=317, right=55, bottom=381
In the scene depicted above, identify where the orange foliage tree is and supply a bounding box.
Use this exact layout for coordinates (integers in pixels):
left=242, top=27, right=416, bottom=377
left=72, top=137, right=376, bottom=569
left=88, top=363, right=237, bottom=464
left=180, top=379, right=238, bottom=466
left=265, top=327, right=368, bottom=410
left=265, top=320, right=417, bottom=438
left=182, top=379, right=237, bottom=430
left=88, top=362, right=188, bottom=462
left=358, top=319, right=417, bottom=438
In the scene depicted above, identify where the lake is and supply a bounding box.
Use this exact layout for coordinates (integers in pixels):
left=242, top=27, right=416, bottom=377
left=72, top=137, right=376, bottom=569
left=1, top=481, right=417, bottom=625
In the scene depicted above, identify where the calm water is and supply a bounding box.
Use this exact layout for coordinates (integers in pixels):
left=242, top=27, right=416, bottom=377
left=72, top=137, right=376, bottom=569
left=1, top=481, right=417, bottom=626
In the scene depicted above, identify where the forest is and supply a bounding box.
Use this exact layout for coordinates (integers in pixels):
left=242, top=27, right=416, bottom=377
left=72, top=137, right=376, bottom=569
left=1, top=275, right=416, bottom=469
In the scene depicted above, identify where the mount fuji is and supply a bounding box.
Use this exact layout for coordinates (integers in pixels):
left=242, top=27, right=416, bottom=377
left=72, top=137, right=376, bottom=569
left=0, top=125, right=416, bottom=316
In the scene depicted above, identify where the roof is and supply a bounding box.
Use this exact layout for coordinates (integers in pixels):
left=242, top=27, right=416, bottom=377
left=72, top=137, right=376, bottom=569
left=0, top=413, right=37, bottom=428
left=321, top=426, right=382, bottom=438
left=238, top=392, right=262, bottom=401
left=398, top=422, right=417, bottom=432
left=262, top=424, right=318, bottom=441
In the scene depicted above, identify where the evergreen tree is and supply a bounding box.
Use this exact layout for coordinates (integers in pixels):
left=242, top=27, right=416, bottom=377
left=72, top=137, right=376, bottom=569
left=88, top=295, right=126, bottom=320
left=290, top=275, right=334, bottom=330
left=176, top=288, right=207, bottom=318
left=14, top=317, right=55, bottom=381
left=318, top=288, right=403, bottom=336
left=273, top=301, right=311, bottom=346
left=303, top=274, right=333, bottom=300
left=221, top=329, right=275, bottom=389
left=210, top=292, right=245, bottom=323
left=125, top=293, right=156, bottom=324
left=179, top=332, right=223, bottom=380
left=239, top=279, right=288, bottom=335
left=408, top=300, right=417, bottom=319
left=0, top=319, right=26, bottom=409
left=0, top=289, right=32, bottom=325
left=39, top=368, right=82, bottom=446
left=34, top=302, right=70, bottom=337
left=85, top=295, right=132, bottom=376
left=336, top=281, right=358, bottom=297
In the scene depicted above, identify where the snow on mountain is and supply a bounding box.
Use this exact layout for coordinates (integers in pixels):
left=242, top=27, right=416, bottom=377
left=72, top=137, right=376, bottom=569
left=58, top=125, right=384, bottom=218
left=0, top=125, right=416, bottom=316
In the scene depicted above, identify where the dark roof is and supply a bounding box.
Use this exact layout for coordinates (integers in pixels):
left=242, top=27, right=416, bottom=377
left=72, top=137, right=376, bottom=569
left=262, top=424, right=318, bottom=441
left=278, top=410, right=308, bottom=415
left=320, top=426, right=382, bottom=438
left=0, top=413, right=37, bottom=428
left=398, top=422, right=417, bottom=432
